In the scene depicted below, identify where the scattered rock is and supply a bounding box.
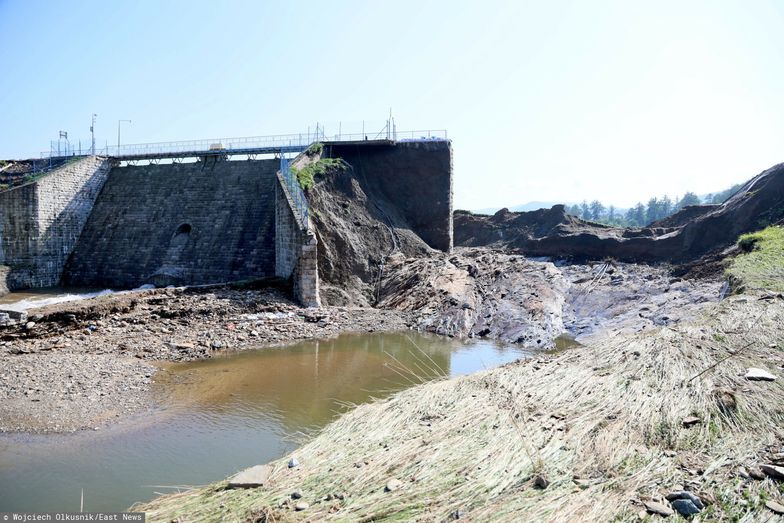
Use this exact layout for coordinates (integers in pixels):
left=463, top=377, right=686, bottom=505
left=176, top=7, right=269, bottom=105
left=291, top=490, right=302, bottom=499
left=294, top=502, right=309, bottom=511
left=288, top=457, right=300, bottom=469
left=766, top=500, right=784, bottom=515
left=227, top=464, right=272, bottom=488
left=745, top=368, right=777, bottom=381
left=682, top=416, right=700, bottom=427
left=666, top=491, right=704, bottom=510
left=385, top=478, right=403, bottom=492
left=644, top=501, right=674, bottom=517
left=749, top=468, right=766, bottom=480
left=714, top=388, right=737, bottom=414
left=25, top=321, right=36, bottom=330
left=533, top=475, right=549, bottom=489
left=760, top=464, right=784, bottom=480
left=671, top=498, right=701, bottom=516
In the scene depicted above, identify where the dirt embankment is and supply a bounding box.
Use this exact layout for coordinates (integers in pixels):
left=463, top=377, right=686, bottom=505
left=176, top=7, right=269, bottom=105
left=377, top=248, right=722, bottom=347
left=306, top=153, right=432, bottom=307
left=137, top=293, right=784, bottom=522
left=454, top=162, right=784, bottom=262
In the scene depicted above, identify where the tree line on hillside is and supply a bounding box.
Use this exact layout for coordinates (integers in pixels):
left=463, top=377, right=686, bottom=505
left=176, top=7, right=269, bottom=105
left=566, top=183, right=743, bottom=227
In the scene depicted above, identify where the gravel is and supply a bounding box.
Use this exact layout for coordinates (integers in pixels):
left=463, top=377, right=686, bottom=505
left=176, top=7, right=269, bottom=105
left=0, top=285, right=412, bottom=433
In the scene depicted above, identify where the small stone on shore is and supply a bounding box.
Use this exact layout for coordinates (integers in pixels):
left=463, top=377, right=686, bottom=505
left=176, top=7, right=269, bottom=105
left=766, top=500, right=784, bottom=515
left=666, top=491, right=704, bottom=510
left=288, top=457, right=300, bottom=468
left=644, top=501, right=674, bottom=517
left=294, top=502, right=309, bottom=511
left=749, top=468, right=766, bottom=480
left=291, top=490, right=302, bottom=499
left=682, top=416, right=700, bottom=427
left=227, top=464, right=272, bottom=488
left=745, top=368, right=777, bottom=381
left=760, top=464, right=784, bottom=480
left=670, top=498, right=701, bottom=516
left=533, top=475, right=549, bottom=489
left=385, top=478, right=403, bottom=492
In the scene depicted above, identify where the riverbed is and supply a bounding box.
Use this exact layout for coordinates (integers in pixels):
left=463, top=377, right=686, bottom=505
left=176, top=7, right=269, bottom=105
left=0, top=331, right=529, bottom=512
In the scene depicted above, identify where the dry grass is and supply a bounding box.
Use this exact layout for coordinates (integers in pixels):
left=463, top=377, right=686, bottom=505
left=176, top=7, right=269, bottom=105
left=136, top=295, right=784, bottom=522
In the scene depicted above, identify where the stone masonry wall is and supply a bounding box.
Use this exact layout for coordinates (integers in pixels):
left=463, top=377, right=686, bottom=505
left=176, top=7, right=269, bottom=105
left=0, top=156, right=111, bottom=292
left=275, top=173, right=320, bottom=307
left=63, top=159, right=279, bottom=289
left=0, top=265, right=9, bottom=296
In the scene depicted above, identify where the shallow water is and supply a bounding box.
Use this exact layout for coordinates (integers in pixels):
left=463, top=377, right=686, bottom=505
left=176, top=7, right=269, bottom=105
left=0, top=287, right=115, bottom=312
left=0, top=331, right=530, bottom=512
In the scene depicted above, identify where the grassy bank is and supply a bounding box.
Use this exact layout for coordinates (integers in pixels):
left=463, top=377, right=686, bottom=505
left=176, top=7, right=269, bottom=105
left=728, top=225, right=784, bottom=293
left=136, top=293, right=784, bottom=521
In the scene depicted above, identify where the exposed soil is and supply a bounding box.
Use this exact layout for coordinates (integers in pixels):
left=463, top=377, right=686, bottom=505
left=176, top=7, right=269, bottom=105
left=306, top=153, right=432, bottom=307
left=453, top=162, right=784, bottom=263
left=0, top=286, right=412, bottom=432
left=137, top=293, right=784, bottom=522
left=131, top=160, right=784, bottom=521
left=378, top=248, right=722, bottom=347
left=0, top=250, right=725, bottom=434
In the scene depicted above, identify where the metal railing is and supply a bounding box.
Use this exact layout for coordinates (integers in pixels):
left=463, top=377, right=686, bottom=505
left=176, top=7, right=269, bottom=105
left=38, top=129, right=448, bottom=160
left=279, top=155, right=309, bottom=230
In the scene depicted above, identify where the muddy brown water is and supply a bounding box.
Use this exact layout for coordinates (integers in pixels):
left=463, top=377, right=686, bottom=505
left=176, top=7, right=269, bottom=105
left=0, top=331, right=531, bottom=512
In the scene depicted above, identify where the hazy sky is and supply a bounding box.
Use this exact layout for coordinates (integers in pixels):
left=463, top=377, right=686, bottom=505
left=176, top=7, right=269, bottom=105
left=1, top=0, right=782, bottom=209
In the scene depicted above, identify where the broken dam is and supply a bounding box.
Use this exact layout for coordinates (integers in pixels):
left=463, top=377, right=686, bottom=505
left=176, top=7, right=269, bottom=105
left=0, top=140, right=453, bottom=306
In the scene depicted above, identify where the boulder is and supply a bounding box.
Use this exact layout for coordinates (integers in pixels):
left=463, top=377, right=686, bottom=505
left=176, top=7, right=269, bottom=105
left=227, top=465, right=272, bottom=489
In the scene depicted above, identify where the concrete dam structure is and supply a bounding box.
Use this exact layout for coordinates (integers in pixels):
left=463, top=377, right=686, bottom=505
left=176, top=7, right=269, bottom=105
left=0, top=138, right=453, bottom=306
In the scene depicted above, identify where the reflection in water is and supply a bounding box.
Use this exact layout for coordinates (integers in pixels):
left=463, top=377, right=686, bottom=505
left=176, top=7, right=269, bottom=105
left=159, top=332, right=460, bottom=433
left=550, top=333, right=584, bottom=353
left=0, top=332, right=529, bottom=513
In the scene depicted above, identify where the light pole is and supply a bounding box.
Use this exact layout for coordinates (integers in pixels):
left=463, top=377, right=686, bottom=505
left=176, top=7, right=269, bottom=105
left=90, top=114, right=97, bottom=155
left=117, top=119, right=131, bottom=154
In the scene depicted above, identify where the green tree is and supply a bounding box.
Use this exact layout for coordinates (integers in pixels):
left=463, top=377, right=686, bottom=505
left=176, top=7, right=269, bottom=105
left=660, top=196, right=673, bottom=218
left=589, top=200, right=605, bottom=221
left=646, top=198, right=659, bottom=224
left=711, top=183, right=743, bottom=203
left=580, top=200, right=590, bottom=220
left=676, top=191, right=701, bottom=209
left=625, top=207, right=637, bottom=226
left=607, top=205, right=616, bottom=223
left=633, top=203, right=645, bottom=226
left=568, top=204, right=581, bottom=217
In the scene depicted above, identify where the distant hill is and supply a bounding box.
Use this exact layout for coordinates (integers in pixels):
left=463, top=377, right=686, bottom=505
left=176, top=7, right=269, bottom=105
left=474, top=201, right=569, bottom=215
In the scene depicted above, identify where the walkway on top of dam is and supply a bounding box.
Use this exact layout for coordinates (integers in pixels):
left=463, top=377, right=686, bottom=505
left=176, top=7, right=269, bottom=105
left=42, top=129, right=448, bottom=162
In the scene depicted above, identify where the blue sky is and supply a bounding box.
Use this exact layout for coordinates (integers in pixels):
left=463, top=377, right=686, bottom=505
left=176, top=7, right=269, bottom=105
left=1, top=0, right=783, bottom=209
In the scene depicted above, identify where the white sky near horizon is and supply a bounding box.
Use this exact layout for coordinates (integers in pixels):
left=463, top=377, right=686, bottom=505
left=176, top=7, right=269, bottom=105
left=1, top=0, right=782, bottom=210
